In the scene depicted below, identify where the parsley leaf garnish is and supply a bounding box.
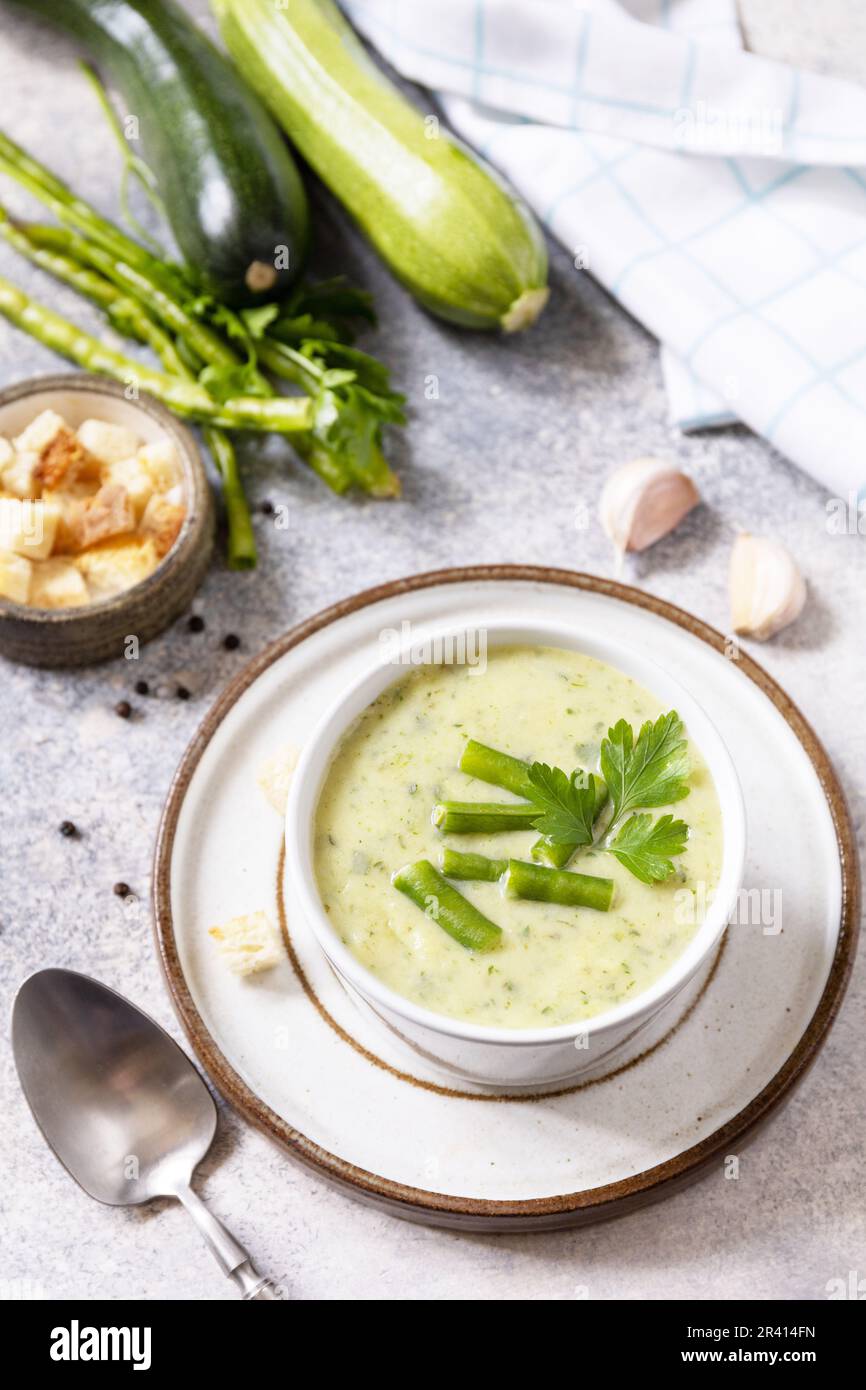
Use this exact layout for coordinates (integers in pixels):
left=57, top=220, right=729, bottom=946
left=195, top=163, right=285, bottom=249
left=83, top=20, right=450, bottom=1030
left=526, top=764, right=599, bottom=846
left=607, top=813, right=690, bottom=885
left=600, top=711, right=690, bottom=824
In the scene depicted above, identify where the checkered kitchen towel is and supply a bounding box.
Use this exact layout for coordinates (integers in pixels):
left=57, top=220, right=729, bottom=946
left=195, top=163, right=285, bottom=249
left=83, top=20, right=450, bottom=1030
left=343, top=0, right=866, bottom=497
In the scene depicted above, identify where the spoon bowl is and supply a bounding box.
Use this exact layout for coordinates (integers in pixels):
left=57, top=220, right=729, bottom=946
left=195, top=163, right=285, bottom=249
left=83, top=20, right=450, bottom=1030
left=14, top=969, right=215, bottom=1206
left=12, top=968, right=281, bottom=1297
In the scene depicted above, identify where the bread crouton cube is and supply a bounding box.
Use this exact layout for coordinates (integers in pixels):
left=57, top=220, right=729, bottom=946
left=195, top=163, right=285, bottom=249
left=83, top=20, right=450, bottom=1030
left=0, top=497, right=60, bottom=559
left=0, top=548, right=32, bottom=604
left=208, top=911, right=281, bottom=977
left=34, top=425, right=92, bottom=491
left=13, top=409, right=66, bottom=454
left=41, top=488, right=88, bottom=556
left=76, top=418, right=140, bottom=465
left=104, top=456, right=154, bottom=520
left=77, top=482, right=136, bottom=549
left=256, top=742, right=300, bottom=815
left=0, top=450, right=39, bottom=500
left=140, top=492, right=185, bottom=558
left=138, top=438, right=182, bottom=493
left=29, top=557, right=89, bottom=609
left=75, top=534, right=159, bottom=599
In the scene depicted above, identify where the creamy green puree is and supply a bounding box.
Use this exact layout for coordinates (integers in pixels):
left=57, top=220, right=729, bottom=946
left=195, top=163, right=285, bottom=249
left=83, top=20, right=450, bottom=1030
left=313, top=646, right=723, bottom=1029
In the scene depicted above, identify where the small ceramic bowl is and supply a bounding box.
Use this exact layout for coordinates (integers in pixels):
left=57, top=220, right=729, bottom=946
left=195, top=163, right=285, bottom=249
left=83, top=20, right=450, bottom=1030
left=286, top=617, right=746, bottom=1088
left=0, top=374, right=215, bottom=667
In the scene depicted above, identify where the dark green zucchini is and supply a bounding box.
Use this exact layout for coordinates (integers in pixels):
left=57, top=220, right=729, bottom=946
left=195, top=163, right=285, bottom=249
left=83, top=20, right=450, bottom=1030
left=6, top=0, right=309, bottom=304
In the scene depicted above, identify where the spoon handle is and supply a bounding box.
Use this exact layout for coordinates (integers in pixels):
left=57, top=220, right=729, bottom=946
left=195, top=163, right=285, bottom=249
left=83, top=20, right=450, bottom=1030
left=174, top=1182, right=286, bottom=1299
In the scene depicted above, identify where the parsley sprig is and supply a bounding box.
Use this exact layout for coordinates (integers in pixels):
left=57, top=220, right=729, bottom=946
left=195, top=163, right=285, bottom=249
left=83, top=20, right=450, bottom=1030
left=607, top=812, right=690, bottom=885
left=524, top=711, right=692, bottom=884
left=600, top=711, right=690, bottom=822
left=526, top=764, right=599, bottom=847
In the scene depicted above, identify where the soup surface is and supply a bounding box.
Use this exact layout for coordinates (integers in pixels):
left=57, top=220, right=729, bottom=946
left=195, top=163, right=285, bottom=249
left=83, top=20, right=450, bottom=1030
left=313, top=646, right=723, bottom=1029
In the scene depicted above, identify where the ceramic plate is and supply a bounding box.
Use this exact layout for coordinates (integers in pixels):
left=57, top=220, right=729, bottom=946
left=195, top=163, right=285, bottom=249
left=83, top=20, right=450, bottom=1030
left=154, top=568, right=859, bottom=1231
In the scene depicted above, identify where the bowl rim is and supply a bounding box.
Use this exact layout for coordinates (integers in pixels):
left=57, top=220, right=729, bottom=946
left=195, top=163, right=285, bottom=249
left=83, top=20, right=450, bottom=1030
left=285, top=615, right=747, bottom=1048
left=0, top=372, right=205, bottom=625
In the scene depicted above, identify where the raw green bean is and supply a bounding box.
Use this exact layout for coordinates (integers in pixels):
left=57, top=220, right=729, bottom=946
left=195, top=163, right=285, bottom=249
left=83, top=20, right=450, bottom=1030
left=26, top=225, right=243, bottom=376
left=0, top=130, right=186, bottom=294
left=440, top=849, right=507, bottom=882
left=432, top=801, right=540, bottom=834
left=20, top=227, right=351, bottom=502
left=0, top=212, right=256, bottom=568
left=0, top=275, right=312, bottom=431
left=392, top=861, right=501, bottom=952
left=503, top=859, right=614, bottom=912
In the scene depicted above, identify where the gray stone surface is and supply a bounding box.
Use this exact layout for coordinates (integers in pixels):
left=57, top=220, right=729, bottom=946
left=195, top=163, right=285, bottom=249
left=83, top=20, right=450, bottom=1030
left=0, top=2, right=863, bottom=1301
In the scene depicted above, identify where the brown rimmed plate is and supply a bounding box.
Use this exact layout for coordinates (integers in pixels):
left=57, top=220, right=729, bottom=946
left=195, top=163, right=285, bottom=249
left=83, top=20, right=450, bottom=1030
left=153, top=567, right=859, bottom=1230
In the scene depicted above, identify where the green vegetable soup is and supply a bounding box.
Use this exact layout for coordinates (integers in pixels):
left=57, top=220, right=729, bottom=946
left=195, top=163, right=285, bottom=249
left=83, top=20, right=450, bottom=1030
left=313, top=646, right=723, bottom=1029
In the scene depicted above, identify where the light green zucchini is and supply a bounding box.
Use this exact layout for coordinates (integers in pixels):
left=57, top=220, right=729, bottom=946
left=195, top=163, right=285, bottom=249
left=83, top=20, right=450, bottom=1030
left=213, top=0, right=549, bottom=331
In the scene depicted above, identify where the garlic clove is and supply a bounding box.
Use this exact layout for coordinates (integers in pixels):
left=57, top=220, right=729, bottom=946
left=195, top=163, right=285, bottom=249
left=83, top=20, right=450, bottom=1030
left=730, top=533, right=806, bottom=641
left=599, top=457, right=700, bottom=555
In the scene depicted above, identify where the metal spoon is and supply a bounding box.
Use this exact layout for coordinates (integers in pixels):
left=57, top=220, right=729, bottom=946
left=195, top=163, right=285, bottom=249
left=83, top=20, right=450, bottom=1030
left=12, top=968, right=283, bottom=1300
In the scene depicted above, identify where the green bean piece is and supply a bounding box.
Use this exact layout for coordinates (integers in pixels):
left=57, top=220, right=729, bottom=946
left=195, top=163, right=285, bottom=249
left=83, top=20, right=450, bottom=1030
left=503, top=859, right=614, bottom=912
left=392, top=861, right=502, bottom=952
left=440, top=849, right=507, bottom=882
left=458, top=738, right=535, bottom=799
left=431, top=801, right=540, bottom=834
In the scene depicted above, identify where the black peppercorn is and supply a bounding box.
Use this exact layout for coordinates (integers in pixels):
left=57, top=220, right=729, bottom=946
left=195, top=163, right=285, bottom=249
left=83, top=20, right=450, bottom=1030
left=176, top=685, right=191, bottom=701
left=113, top=882, right=130, bottom=898
left=260, top=500, right=274, bottom=516
left=59, top=821, right=77, bottom=838
left=115, top=700, right=132, bottom=719
left=188, top=615, right=205, bottom=633
left=223, top=633, right=240, bottom=651
left=135, top=680, right=149, bottom=696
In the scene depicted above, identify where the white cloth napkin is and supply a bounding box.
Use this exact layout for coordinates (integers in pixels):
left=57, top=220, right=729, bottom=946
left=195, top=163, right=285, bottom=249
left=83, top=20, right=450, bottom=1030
left=342, top=0, right=866, bottom=498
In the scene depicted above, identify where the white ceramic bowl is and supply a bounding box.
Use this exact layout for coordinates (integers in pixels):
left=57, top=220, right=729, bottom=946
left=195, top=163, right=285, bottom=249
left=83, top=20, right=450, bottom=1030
left=285, top=618, right=746, bottom=1088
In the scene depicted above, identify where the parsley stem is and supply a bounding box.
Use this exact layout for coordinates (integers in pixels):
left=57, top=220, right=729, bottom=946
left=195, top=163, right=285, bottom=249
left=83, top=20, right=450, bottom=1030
left=392, top=861, right=502, bottom=952
left=440, top=849, right=507, bottom=882
left=503, top=860, right=614, bottom=912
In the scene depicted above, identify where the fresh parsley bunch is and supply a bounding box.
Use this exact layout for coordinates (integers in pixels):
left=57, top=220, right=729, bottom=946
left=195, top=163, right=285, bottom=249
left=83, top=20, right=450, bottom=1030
left=525, top=711, right=691, bottom=884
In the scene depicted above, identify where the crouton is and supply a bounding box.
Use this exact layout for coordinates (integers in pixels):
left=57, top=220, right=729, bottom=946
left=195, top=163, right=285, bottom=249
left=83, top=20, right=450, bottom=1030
left=208, top=911, right=281, bottom=977
left=41, top=487, right=88, bottom=555
left=104, top=456, right=154, bottom=520
left=140, top=492, right=185, bottom=558
left=75, top=534, right=159, bottom=598
left=29, top=557, right=89, bottom=609
left=0, top=450, right=39, bottom=500
left=0, top=497, right=60, bottom=559
left=77, top=482, right=136, bottom=550
left=256, top=742, right=300, bottom=816
left=76, top=418, right=140, bottom=465
left=0, top=548, right=32, bottom=604
left=138, top=438, right=182, bottom=492
left=34, top=425, right=91, bottom=491
left=13, top=409, right=66, bottom=454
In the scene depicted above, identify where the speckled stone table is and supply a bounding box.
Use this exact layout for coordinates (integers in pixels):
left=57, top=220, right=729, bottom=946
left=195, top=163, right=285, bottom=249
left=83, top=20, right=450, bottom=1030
left=1, top=2, right=863, bottom=1301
